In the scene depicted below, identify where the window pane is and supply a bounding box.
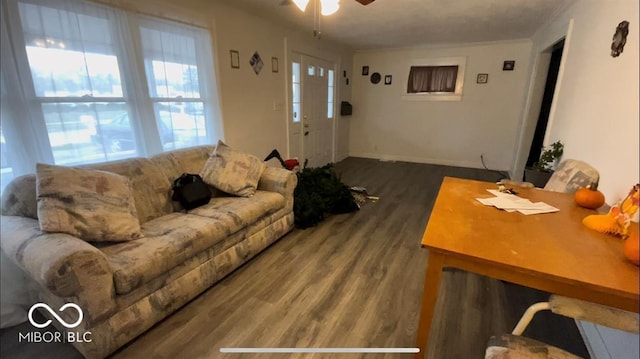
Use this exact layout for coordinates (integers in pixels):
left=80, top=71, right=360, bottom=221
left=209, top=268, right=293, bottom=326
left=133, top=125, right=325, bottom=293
left=19, top=3, right=123, bottom=97
left=0, top=126, right=12, bottom=193
left=141, top=27, right=200, bottom=98
left=292, top=62, right=300, bottom=83
left=292, top=103, right=300, bottom=123
left=44, top=102, right=133, bottom=165
left=292, top=62, right=301, bottom=123
left=327, top=70, right=334, bottom=118
left=293, top=83, right=300, bottom=103
left=154, top=102, right=207, bottom=150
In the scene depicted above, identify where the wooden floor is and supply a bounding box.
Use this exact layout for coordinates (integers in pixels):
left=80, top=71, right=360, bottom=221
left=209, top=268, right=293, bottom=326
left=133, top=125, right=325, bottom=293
left=1, top=158, right=589, bottom=359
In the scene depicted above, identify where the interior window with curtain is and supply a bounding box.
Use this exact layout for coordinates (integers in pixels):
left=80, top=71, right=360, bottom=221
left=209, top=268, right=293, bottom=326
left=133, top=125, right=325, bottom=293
left=1, top=0, right=221, bottom=184
left=407, top=65, right=459, bottom=93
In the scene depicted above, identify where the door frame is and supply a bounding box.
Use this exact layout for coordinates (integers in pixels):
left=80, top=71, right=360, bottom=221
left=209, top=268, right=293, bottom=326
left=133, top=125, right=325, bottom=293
left=285, top=46, right=337, bottom=166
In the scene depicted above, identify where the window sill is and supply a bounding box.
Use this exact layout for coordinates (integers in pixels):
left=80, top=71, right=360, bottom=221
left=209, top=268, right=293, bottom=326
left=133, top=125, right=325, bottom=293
left=401, top=93, right=462, bottom=102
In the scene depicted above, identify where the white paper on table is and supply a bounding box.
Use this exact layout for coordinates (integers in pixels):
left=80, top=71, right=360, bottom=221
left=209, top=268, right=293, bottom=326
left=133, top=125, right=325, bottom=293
left=517, top=203, right=559, bottom=215
left=476, top=190, right=559, bottom=215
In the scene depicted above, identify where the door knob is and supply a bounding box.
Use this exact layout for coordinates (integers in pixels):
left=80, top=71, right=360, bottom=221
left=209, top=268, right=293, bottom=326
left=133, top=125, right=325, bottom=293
left=304, top=131, right=309, bottom=136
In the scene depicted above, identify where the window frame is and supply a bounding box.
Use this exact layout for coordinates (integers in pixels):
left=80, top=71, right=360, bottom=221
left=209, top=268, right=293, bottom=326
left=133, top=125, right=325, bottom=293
left=1, top=0, right=221, bottom=180
left=402, top=56, right=467, bottom=102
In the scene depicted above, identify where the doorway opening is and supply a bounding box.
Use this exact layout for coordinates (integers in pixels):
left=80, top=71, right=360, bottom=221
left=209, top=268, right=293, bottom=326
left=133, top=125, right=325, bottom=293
left=526, top=39, right=565, bottom=168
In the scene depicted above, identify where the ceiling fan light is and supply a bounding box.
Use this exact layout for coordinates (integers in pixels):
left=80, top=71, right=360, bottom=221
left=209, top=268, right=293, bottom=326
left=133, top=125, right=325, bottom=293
left=320, top=0, right=339, bottom=15
left=292, top=0, right=309, bottom=12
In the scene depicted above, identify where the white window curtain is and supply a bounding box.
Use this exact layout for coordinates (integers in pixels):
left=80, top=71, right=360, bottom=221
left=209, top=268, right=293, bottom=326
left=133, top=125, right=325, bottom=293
left=0, top=0, right=222, bottom=193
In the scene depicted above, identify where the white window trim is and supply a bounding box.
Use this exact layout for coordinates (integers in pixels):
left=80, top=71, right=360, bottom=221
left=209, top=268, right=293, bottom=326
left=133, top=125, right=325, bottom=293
left=401, top=56, right=466, bottom=102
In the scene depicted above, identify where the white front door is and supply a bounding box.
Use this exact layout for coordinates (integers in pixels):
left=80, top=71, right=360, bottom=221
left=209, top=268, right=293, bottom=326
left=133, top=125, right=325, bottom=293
left=288, top=54, right=335, bottom=168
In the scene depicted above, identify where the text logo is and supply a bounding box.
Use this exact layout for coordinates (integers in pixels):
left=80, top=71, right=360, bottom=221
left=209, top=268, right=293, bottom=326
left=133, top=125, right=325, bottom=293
left=28, top=303, right=83, bottom=329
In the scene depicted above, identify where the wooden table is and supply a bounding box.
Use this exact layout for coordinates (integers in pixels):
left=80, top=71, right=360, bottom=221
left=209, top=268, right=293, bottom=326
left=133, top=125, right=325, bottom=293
left=414, top=177, right=639, bottom=358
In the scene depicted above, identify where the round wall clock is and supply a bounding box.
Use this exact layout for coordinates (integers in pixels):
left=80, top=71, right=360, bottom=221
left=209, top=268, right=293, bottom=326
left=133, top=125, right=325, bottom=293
left=370, top=72, right=381, bottom=84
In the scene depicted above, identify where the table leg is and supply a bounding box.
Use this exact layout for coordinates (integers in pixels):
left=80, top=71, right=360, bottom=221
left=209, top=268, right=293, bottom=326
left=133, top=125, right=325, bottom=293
left=414, top=251, right=445, bottom=359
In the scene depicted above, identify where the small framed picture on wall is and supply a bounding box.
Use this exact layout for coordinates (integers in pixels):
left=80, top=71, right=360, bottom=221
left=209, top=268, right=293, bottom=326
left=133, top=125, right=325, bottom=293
left=476, top=73, right=488, bottom=84
left=362, top=66, right=369, bottom=76
left=272, top=57, right=279, bottom=73
left=230, top=50, right=240, bottom=69
left=503, top=60, right=515, bottom=71
left=384, top=75, right=392, bottom=85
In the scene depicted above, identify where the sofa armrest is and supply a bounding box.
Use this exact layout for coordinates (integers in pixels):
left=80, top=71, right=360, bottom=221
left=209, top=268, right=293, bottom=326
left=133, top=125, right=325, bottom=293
left=258, top=167, right=298, bottom=211
left=1, top=216, right=116, bottom=322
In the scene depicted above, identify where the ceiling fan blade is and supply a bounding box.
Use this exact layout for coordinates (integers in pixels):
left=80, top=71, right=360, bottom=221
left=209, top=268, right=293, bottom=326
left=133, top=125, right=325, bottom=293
left=354, top=0, right=375, bottom=5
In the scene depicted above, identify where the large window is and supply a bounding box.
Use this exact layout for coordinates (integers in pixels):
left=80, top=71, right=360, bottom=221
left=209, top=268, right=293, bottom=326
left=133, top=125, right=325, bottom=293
left=1, top=0, right=221, bottom=192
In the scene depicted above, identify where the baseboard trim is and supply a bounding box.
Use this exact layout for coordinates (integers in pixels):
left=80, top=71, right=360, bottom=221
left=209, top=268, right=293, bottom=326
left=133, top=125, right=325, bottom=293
left=347, top=152, right=509, bottom=172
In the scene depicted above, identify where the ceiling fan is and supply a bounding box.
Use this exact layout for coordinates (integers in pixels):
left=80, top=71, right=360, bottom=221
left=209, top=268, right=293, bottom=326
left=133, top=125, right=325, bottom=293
left=280, top=0, right=376, bottom=12
left=279, top=0, right=376, bottom=38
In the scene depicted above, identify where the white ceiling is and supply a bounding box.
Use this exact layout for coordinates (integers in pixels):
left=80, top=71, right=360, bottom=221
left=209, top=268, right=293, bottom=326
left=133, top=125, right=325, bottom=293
left=216, top=0, right=575, bottom=50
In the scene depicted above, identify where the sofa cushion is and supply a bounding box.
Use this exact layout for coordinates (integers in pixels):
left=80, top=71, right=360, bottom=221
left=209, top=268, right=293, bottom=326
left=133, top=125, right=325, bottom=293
left=86, top=158, right=173, bottom=224
left=188, top=191, right=285, bottom=234
left=150, top=146, right=219, bottom=212
left=99, top=213, right=230, bottom=295
left=150, top=146, right=214, bottom=184
left=1, top=174, right=38, bottom=219
left=200, top=141, right=265, bottom=197
left=36, top=163, right=142, bottom=242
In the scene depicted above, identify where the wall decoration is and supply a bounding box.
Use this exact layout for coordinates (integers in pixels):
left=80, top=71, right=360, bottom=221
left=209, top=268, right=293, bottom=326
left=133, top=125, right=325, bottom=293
left=230, top=50, right=240, bottom=69
left=503, top=61, right=515, bottom=71
left=611, top=20, right=629, bottom=57
left=272, top=57, right=279, bottom=73
left=476, top=73, right=488, bottom=84
left=250, top=51, right=263, bottom=75
left=370, top=72, right=381, bottom=84
left=362, top=66, right=369, bottom=76
left=343, top=70, right=347, bottom=78
left=384, top=75, right=392, bottom=85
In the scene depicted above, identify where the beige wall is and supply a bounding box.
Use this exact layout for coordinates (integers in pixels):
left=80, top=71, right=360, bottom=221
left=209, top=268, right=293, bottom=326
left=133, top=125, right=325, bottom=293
left=207, top=2, right=354, bottom=163
left=349, top=40, right=533, bottom=171
left=112, top=0, right=354, bottom=163
left=523, top=0, right=639, bottom=204
left=523, top=1, right=639, bottom=355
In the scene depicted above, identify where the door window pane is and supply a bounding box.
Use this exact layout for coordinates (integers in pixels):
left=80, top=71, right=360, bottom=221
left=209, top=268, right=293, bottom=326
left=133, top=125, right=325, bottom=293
left=292, top=61, right=301, bottom=123
left=327, top=70, right=334, bottom=118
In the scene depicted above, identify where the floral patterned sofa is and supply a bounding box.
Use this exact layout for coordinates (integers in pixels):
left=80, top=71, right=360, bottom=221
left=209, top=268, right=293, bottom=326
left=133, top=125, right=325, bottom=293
left=0, top=144, right=297, bottom=358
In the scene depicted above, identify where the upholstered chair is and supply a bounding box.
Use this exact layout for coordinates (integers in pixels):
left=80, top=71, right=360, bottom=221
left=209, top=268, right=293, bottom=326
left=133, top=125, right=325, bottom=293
left=543, top=159, right=600, bottom=194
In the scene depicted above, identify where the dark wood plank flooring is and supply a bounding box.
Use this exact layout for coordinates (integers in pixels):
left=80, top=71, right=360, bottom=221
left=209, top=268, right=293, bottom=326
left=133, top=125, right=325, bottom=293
left=0, top=158, right=589, bottom=358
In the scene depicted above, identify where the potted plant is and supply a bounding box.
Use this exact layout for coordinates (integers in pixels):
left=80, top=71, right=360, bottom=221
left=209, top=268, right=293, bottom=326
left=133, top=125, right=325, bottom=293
left=524, top=141, right=564, bottom=187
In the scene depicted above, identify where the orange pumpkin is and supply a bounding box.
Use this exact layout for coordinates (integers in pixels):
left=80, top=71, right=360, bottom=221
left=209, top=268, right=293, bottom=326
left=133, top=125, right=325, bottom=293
left=575, top=184, right=605, bottom=209
left=623, top=225, right=639, bottom=266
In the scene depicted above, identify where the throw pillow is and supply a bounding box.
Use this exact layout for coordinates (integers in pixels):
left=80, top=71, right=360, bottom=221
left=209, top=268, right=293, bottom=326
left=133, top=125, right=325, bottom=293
left=200, top=140, right=266, bottom=197
left=36, top=163, right=142, bottom=242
